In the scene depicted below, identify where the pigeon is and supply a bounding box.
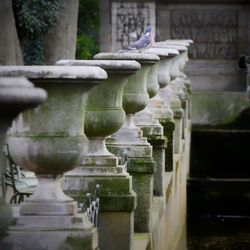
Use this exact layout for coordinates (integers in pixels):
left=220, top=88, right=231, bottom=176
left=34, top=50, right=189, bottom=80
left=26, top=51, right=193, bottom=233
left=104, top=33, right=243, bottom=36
left=119, top=26, right=155, bottom=53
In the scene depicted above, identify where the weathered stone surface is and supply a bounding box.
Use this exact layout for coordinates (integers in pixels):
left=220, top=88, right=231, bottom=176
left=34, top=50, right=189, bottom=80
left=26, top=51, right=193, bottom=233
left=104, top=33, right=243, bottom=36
left=56, top=59, right=141, bottom=73
left=111, top=2, right=156, bottom=51
left=0, top=65, right=107, bottom=80
left=2, top=226, right=98, bottom=250
left=0, top=77, right=46, bottom=240
left=94, top=52, right=159, bottom=64
left=0, top=66, right=106, bottom=250
left=170, top=9, right=238, bottom=59
left=58, top=59, right=139, bottom=250
left=192, top=91, right=250, bottom=127
left=131, top=172, right=153, bottom=232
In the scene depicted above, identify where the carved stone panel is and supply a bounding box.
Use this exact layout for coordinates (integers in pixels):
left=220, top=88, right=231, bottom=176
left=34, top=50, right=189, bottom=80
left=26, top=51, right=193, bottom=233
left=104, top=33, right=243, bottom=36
left=171, top=9, right=238, bottom=59
left=112, top=2, right=155, bottom=51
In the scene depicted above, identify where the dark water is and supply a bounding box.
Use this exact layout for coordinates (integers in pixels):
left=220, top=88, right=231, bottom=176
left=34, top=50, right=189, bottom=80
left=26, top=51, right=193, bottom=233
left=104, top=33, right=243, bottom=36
left=187, top=217, right=250, bottom=250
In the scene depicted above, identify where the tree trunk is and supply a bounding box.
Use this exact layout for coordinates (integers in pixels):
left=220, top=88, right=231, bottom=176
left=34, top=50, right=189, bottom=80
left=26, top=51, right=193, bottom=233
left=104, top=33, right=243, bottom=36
left=0, top=0, right=23, bottom=65
left=44, top=0, right=79, bottom=65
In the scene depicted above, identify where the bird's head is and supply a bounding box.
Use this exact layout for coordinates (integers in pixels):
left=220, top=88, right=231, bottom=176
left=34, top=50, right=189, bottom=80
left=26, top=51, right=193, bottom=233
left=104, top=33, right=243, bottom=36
left=144, top=26, right=152, bottom=34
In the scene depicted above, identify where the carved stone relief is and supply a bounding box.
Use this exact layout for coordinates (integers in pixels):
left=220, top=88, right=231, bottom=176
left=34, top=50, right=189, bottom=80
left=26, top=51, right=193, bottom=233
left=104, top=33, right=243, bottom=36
left=171, top=9, right=238, bottom=59
left=112, top=2, right=155, bottom=51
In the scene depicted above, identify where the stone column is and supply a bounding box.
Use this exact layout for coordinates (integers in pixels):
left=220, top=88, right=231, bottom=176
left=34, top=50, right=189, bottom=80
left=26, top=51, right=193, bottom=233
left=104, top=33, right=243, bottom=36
left=0, top=66, right=107, bottom=250
left=94, top=52, right=160, bottom=233
left=57, top=59, right=140, bottom=250
left=0, top=77, right=46, bottom=242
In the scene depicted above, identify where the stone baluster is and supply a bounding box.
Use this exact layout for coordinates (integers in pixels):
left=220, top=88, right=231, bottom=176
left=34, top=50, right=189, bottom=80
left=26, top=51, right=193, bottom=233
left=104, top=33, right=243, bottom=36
left=94, top=52, right=160, bottom=233
left=153, top=43, right=187, bottom=156
left=154, top=41, right=192, bottom=244
left=0, top=66, right=107, bottom=250
left=143, top=47, right=179, bottom=172
left=134, top=48, right=175, bottom=196
left=133, top=54, right=166, bottom=197
left=157, top=41, right=193, bottom=165
left=0, top=77, right=47, bottom=243
left=57, top=59, right=140, bottom=250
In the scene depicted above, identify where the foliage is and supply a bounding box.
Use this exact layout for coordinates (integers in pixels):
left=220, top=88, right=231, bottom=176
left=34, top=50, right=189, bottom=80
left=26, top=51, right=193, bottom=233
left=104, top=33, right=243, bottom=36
left=76, top=0, right=100, bottom=59
left=13, top=0, right=60, bottom=65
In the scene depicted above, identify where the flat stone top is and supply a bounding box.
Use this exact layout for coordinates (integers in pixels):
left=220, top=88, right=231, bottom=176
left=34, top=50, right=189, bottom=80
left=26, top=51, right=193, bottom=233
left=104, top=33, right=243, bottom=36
left=144, top=47, right=179, bottom=58
left=0, top=66, right=107, bottom=81
left=153, top=43, right=187, bottom=52
left=164, top=40, right=193, bottom=46
left=56, top=60, right=141, bottom=73
left=0, top=77, right=47, bottom=105
left=94, top=52, right=160, bottom=64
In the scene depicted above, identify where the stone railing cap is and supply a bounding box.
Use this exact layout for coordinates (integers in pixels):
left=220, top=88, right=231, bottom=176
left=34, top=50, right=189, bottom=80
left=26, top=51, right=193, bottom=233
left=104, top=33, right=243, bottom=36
left=164, top=39, right=193, bottom=46
left=56, top=60, right=141, bottom=73
left=0, top=66, right=107, bottom=81
left=153, top=43, right=188, bottom=52
left=144, top=47, right=179, bottom=58
left=94, top=52, right=160, bottom=64
left=0, top=77, right=47, bottom=105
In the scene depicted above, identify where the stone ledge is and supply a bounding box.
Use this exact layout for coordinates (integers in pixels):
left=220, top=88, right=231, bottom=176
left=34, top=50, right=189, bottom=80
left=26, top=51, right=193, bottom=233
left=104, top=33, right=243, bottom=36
left=133, top=233, right=150, bottom=250
left=127, top=158, right=155, bottom=173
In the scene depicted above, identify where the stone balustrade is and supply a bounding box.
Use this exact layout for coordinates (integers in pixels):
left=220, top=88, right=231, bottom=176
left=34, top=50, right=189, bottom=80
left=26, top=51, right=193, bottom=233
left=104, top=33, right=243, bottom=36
left=0, top=39, right=192, bottom=250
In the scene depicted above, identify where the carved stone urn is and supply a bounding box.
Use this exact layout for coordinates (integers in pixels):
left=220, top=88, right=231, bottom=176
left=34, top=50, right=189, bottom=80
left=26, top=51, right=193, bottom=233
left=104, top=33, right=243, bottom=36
left=152, top=43, right=187, bottom=154
left=134, top=56, right=160, bottom=126
left=93, top=53, right=159, bottom=150
left=0, top=66, right=107, bottom=250
left=94, top=52, right=160, bottom=233
left=57, top=59, right=140, bottom=170
left=56, top=59, right=140, bottom=250
left=0, top=77, right=47, bottom=241
left=154, top=40, right=187, bottom=110
left=144, top=47, right=179, bottom=122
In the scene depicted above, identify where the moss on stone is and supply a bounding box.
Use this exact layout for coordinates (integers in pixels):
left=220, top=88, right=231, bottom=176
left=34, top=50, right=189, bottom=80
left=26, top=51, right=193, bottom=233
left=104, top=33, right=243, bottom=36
left=127, top=158, right=155, bottom=173
left=192, top=91, right=250, bottom=127
left=63, top=235, right=92, bottom=250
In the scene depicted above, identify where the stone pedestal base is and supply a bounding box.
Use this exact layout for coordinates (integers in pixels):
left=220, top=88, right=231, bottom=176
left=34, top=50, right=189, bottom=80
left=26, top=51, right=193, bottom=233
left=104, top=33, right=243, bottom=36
left=127, top=158, right=155, bottom=233
left=136, top=124, right=166, bottom=197
left=1, top=209, right=98, bottom=250
left=106, top=122, right=155, bottom=233
left=160, top=119, right=175, bottom=172
left=64, top=165, right=136, bottom=250
left=173, top=109, right=184, bottom=154
left=149, top=138, right=166, bottom=196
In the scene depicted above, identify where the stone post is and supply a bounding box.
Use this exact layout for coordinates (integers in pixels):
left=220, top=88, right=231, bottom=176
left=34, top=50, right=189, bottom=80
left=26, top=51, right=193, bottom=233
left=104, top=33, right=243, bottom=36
left=0, top=66, right=107, bottom=250
left=57, top=59, right=140, bottom=250
left=94, top=52, right=160, bottom=233
left=0, top=77, right=46, bottom=243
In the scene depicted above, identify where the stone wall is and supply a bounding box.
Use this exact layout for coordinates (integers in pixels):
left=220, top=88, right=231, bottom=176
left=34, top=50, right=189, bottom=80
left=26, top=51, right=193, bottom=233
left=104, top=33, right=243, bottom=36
left=100, top=0, right=250, bottom=92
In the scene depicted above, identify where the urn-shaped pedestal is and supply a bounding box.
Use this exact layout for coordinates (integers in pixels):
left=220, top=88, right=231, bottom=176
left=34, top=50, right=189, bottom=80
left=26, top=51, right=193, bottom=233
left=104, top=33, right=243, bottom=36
left=93, top=52, right=159, bottom=149
left=0, top=77, right=47, bottom=241
left=94, top=52, right=159, bottom=233
left=57, top=59, right=140, bottom=250
left=145, top=47, right=179, bottom=122
left=0, top=66, right=107, bottom=250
